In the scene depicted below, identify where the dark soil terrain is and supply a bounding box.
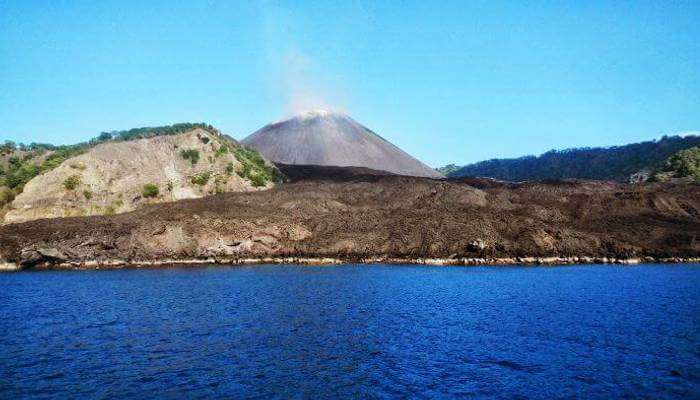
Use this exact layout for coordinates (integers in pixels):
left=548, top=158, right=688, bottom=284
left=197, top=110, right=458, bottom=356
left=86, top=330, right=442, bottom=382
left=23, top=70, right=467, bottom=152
left=1, top=165, right=698, bottom=267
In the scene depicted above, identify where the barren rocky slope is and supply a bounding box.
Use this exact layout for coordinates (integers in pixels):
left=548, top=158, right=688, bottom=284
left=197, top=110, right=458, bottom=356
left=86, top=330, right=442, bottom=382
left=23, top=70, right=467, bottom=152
left=3, top=128, right=278, bottom=224
left=243, top=110, right=444, bottom=178
left=1, top=166, right=697, bottom=268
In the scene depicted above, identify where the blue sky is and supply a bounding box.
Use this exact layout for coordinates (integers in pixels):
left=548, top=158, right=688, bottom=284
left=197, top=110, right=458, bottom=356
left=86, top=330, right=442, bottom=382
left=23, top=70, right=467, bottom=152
left=1, top=1, right=698, bottom=166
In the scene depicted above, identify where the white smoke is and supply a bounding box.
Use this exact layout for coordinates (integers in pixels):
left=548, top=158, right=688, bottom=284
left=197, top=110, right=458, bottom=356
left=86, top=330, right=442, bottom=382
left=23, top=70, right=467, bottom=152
left=278, top=48, right=332, bottom=115
left=258, top=2, right=346, bottom=117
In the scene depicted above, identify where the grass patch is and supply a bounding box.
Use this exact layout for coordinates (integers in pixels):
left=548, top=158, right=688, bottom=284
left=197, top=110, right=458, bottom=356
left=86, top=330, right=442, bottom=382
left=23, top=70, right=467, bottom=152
left=191, top=172, right=211, bottom=186
left=142, top=183, right=159, bottom=198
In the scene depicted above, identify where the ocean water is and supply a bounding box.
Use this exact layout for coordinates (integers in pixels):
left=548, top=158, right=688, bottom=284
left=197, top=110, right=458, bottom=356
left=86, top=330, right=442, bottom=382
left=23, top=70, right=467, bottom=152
left=1, top=264, right=699, bottom=399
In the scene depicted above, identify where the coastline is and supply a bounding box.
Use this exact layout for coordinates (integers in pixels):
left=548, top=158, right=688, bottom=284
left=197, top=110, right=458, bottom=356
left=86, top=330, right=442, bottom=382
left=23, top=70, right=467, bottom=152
left=2, top=255, right=699, bottom=271
left=2, top=175, right=698, bottom=273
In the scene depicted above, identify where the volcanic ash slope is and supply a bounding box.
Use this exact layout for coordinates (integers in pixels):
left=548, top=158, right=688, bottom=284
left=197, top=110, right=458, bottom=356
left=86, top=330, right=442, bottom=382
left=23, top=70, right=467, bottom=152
left=242, top=110, right=444, bottom=179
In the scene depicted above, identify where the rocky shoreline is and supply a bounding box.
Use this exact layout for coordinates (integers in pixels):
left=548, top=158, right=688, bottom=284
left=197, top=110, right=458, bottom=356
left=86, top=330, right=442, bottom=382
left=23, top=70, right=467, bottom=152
left=2, top=255, right=699, bottom=271
left=1, top=169, right=698, bottom=271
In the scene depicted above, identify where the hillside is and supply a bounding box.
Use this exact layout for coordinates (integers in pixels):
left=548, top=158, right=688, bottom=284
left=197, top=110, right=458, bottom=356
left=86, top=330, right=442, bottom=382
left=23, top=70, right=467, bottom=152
left=1, top=124, right=280, bottom=224
left=0, top=166, right=698, bottom=269
left=650, top=146, right=700, bottom=182
left=0, top=123, right=214, bottom=211
left=243, top=110, right=444, bottom=178
left=446, top=135, right=700, bottom=182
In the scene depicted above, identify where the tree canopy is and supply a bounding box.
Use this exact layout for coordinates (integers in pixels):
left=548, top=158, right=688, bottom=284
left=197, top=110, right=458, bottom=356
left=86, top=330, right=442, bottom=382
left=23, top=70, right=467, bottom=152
left=447, top=135, right=700, bottom=182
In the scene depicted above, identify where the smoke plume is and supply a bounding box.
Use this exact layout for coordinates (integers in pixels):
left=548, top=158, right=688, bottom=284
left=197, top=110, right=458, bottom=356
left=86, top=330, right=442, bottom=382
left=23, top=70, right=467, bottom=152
left=259, top=2, right=346, bottom=117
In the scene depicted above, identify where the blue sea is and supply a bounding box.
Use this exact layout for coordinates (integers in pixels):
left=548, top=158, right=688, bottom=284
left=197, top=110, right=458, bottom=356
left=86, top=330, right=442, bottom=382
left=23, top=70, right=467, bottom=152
left=1, top=264, right=699, bottom=399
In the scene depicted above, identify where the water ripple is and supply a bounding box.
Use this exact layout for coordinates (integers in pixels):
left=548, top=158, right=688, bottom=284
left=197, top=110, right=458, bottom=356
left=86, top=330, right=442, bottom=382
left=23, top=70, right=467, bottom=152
left=1, top=263, right=699, bottom=398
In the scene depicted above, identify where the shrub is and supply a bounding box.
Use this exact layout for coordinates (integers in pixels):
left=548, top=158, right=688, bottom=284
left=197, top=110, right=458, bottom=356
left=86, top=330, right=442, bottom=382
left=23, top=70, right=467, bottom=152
left=191, top=172, right=210, bottom=186
left=0, top=187, right=14, bottom=207
left=214, top=175, right=227, bottom=194
left=2, top=159, right=41, bottom=191
left=216, top=145, right=229, bottom=157
left=180, top=149, right=200, bottom=165
left=70, top=162, right=86, bottom=170
left=142, top=183, right=159, bottom=198
left=651, top=146, right=700, bottom=182
left=231, top=146, right=283, bottom=184
left=83, top=190, right=93, bottom=200
left=225, top=162, right=235, bottom=175
left=249, top=173, right=267, bottom=187
left=63, top=175, right=81, bottom=190
left=269, top=166, right=285, bottom=183
left=236, top=163, right=251, bottom=178
left=0, top=123, right=218, bottom=204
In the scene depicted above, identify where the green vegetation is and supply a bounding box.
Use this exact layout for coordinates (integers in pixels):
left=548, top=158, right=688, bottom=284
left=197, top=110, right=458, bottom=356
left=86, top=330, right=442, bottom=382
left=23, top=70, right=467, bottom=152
left=0, top=187, right=14, bottom=208
left=0, top=123, right=256, bottom=212
left=63, top=175, right=81, bottom=190
left=216, top=144, right=229, bottom=157
left=436, top=164, right=460, bottom=176
left=83, top=190, right=93, bottom=200
left=236, top=163, right=250, bottom=178
left=105, top=199, right=124, bottom=215
left=444, top=135, right=700, bottom=182
left=180, top=149, right=200, bottom=165
left=142, top=183, right=159, bottom=198
left=0, top=149, right=87, bottom=196
left=102, top=123, right=215, bottom=143
left=249, top=173, right=268, bottom=187
left=1, top=158, right=39, bottom=191
left=191, top=172, right=211, bottom=186
left=232, top=146, right=283, bottom=186
left=40, top=149, right=87, bottom=172
left=651, top=147, right=700, bottom=182
left=0, top=123, right=212, bottom=194
left=214, top=175, right=226, bottom=194
left=225, top=162, right=235, bottom=175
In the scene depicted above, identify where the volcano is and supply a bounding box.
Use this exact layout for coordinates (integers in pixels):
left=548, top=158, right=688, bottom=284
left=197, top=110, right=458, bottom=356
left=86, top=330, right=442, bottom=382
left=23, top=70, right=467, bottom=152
left=242, top=110, right=444, bottom=178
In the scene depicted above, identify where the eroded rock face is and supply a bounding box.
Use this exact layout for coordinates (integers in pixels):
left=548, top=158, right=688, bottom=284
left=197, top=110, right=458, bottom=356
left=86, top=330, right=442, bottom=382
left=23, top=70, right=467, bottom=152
left=19, top=248, right=67, bottom=267
left=467, top=239, right=488, bottom=252
left=4, top=129, right=276, bottom=224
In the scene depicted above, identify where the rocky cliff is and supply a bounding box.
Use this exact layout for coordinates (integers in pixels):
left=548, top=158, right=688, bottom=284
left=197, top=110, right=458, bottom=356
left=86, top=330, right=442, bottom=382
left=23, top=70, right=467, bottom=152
left=3, top=128, right=279, bottom=224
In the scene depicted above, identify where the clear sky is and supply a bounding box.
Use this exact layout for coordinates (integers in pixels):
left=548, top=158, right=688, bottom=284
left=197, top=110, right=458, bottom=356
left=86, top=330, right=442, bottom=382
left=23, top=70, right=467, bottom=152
left=1, top=1, right=698, bottom=166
